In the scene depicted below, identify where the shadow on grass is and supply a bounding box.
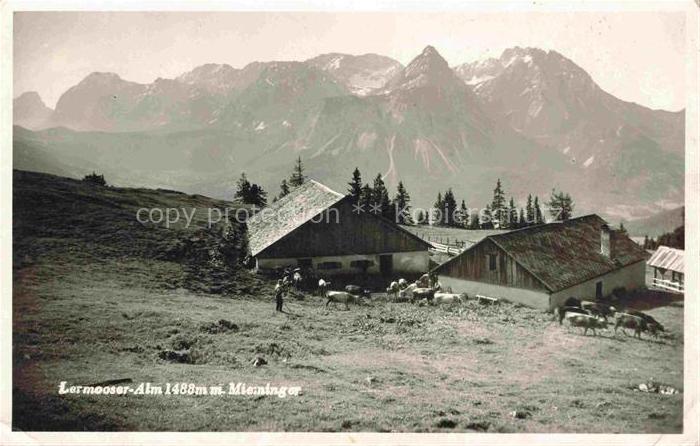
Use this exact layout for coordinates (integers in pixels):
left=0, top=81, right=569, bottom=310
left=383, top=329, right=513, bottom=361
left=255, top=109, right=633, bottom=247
left=13, top=388, right=128, bottom=431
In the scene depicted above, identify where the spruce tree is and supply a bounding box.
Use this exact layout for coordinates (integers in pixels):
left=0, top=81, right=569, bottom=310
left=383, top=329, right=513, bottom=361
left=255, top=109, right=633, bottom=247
left=279, top=179, right=290, bottom=198
left=371, top=174, right=392, bottom=219
left=546, top=189, right=574, bottom=221
left=393, top=181, right=412, bottom=224
left=433, top=192, right=444, bottom=226
left=481, top=204, right=495, bottom=229
left=468, top=210, right=481, bottom=229
left=459, top=200, right=468, bottom=228
left=525, top=194, right=534, bottom=227
left=348, top=167, right=362, bottom=204
left=491, top=179, right=506, bottom=228
left=234, top=173, right=251, bottom=203
left=289, top=156, right=306, bottom=187
left=359, top=183, right=373, bottom=212
left=443, top=189, right=458, bottom=227
left=507, top=197, right=517, bottom=229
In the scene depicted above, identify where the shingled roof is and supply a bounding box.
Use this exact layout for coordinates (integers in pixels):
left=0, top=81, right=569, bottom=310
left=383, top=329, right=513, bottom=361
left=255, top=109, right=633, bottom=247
left=247, top=180, right=345, bottom=256
left=647, top=246, right=684, bottom=274
left=435, top=214, right=649, bottom=293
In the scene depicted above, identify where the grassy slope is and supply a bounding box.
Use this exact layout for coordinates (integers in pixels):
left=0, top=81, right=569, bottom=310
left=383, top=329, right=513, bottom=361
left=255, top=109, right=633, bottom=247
left=13, top=171, right=684, bottom=432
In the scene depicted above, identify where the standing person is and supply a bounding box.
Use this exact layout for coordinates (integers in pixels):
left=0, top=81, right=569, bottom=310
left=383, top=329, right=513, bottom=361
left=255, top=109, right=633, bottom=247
left=274, top=279, right=285, bottom=312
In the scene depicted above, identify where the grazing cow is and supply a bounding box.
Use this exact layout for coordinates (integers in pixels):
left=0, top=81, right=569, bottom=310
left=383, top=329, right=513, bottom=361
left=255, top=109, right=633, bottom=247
left=317, top=278, right=330, bottom=297
left=398, top=278, right=408, bottom=289
left=614, top=313, right=648, bottom=339
left=325, top=291, right=357, bottom=310
left=565, top=313, right=608, bottom=336
left=433, top=292, right=464, bottom=305
left=345, top=284, right=370, bottom=298
left=555, top=306, right=588, bottom=325
left=386, top=281, right=400, bottom=299
left=411, top=287, right=436, bottom=303
left=627, top=310, right=665, bottom=333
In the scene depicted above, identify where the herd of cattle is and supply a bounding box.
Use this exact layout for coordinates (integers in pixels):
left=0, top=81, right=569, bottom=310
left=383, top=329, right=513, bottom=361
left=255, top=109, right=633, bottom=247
left=320, top=274, right=467, bottom=309
left=312, top=275, right=666, bottom=341
left=554, top=298, right=665, bottom=339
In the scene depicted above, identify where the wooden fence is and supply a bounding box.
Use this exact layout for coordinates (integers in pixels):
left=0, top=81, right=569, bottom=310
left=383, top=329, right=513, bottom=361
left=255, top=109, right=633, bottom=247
left=651, top=277, right=684, bottom=294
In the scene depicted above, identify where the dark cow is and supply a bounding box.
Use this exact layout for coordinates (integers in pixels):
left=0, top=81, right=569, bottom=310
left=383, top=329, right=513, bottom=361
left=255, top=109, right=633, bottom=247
left=580, top=300, right=617, bottom=321
left=565, top=313, right=608, bottom=336
left=627, top=310, right=665, bottom=333
left=614, top=313, right=649, bottom=339
left=563, top=297, right=581, bottom=308
left=411, top=287, right=436, bottom=303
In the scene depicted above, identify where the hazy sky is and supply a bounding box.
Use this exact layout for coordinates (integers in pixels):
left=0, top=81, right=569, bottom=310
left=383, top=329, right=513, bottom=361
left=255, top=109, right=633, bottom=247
left=14, top=11, right=686, bottom=111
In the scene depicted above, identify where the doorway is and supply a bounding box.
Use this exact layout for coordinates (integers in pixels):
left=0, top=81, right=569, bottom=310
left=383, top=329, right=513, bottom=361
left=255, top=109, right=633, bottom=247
left=379, top=255, right=393, bottom=276
left=595, top=281, right=603, bottom=299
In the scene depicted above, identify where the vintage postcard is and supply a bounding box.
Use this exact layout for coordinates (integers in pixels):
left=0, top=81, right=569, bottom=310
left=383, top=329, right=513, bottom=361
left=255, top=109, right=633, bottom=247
left=1, top=1, right=698, bottom=445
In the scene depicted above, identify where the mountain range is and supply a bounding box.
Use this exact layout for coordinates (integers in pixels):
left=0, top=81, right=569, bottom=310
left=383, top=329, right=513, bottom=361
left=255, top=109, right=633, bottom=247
left=13, top=45, right=684, bottom=221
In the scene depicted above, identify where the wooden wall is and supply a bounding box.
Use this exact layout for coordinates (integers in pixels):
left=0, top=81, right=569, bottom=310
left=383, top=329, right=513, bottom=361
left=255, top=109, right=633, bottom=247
left=436, top=239, right=548, bottom=292
left=258, top=198, right=429, bottom=259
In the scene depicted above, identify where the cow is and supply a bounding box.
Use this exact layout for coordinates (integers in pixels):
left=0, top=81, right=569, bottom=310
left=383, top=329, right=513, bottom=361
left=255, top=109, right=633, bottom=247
left=555, top=306, right=589, bottom=325
left=432, top=292, right=464, bottom=305
left=565, top=313, right=609, bottom=336
left=292, top=271, right=303, bottom=290
left=581, top=300, right=617, bottom=321
left=386, top=281, right=400, bottom=300
left=416, top=274, right=431, bottom=288
left=345, top=284, right=371, bottom=298
left=411, top=287, right=436, bottom=303
left=563, top=297, right=581, bottom=308
left=626, top=310, right=665, bottom=333
left=476, top=294, right=499, bottom=305
left=613, top=313, right=647, bottom=339
left=317, top=278, right=330, bottom=297
left=398, top=283, right=417, bottom=301
left=325, top=291, right=358, bottom=310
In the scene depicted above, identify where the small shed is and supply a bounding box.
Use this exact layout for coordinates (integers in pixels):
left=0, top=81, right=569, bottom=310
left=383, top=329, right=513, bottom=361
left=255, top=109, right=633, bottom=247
left=432, top=215, right=649, bottom=310
left=647, top=246, right=684, bottom=293
left=247, top=180, right=431, bottom=276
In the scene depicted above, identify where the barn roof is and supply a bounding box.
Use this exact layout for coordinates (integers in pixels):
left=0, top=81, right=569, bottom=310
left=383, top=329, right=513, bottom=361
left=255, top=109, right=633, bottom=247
left=247, top=180, right=345, bottom=256
left=647, top=245, right=684, bottom=274
left=434, top=214, right=649, bottom=293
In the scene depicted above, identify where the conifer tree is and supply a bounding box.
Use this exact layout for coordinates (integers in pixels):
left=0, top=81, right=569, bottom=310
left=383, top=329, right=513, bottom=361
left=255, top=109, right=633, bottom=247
left=348, top=167, right=362, bottom=204
left=289, top=156, right=306, bottom=187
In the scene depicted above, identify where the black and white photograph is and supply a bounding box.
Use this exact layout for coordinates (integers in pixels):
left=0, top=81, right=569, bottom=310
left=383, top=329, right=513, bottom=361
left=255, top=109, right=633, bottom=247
left=1, top=1, right=698, bottom=443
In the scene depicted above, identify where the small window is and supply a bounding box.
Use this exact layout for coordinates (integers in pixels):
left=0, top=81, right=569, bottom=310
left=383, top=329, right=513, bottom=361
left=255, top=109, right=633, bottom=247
left=297, top=258, right=313, bottom=269
left=317, top=261, right=342, bottom=270
left=488, top=254, right=498, bottom=271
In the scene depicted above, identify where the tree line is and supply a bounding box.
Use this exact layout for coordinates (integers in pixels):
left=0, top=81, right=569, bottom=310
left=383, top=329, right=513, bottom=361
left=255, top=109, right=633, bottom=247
left=233, top=159, right=576, bottom=230
left=233, top=156, right=307, bottom=207
left=428, top=179, right=573, bottom=229
left=643, top=225, right=684, bottom=250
